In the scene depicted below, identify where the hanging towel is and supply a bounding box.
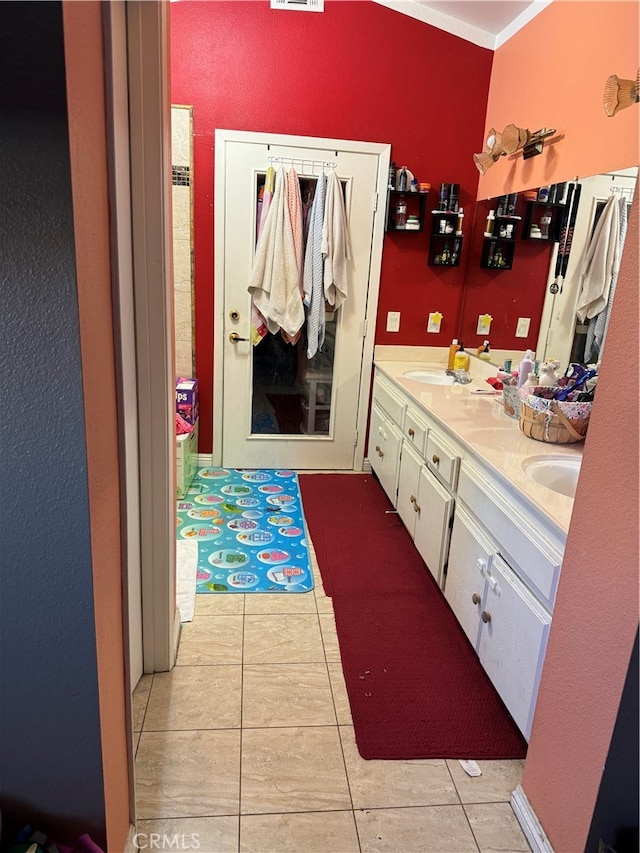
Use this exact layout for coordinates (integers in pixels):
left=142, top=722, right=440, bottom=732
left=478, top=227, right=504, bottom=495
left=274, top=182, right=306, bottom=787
left=303, top=173, right=327, bottom=359
left=322, top=170, right=351, bottom=309
left=576, top=194, right=622, bottom=322
left=585, top=195, right=628, bottom=361
left=280, top=167, right=305, bottom=345
left=248, top=167, right=305, bottom=340
left=252, top=166, right=277, bottom=344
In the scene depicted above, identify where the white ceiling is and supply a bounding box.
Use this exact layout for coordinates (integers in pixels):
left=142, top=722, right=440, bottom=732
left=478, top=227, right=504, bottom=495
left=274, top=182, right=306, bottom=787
left=372, top=0, right=553, bottom=49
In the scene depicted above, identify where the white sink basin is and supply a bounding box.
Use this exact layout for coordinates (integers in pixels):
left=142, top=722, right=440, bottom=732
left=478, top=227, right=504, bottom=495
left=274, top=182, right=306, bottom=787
left=403, top=370, right=455, bottom=386
left=523, top=455, right=582, bottom=498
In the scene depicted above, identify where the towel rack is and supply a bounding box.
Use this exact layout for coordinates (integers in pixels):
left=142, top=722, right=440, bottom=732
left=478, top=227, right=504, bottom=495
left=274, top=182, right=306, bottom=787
left=267, top=155, right=336, bottom=172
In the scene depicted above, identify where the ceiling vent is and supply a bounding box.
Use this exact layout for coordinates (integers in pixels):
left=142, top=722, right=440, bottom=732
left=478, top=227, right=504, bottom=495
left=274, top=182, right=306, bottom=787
left=270, top=0, right=325, bottom=12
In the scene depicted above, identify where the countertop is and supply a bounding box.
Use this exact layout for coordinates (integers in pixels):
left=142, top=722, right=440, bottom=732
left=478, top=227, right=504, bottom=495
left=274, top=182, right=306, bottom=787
left=375, top=357, right=583, bottom=535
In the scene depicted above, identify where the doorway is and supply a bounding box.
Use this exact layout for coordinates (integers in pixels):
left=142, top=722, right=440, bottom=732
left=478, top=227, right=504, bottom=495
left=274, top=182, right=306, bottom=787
left=214, top=130, right=390, bottom=470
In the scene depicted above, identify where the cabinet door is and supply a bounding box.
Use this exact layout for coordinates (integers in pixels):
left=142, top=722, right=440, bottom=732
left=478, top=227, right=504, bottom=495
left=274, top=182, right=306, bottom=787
left=414, top=465, right=454, bottom=589
left=478, top=554, right=551, bottom=739
left=444, top=507, right=495, bottom=649
left=367, top=403, right=402, bottom=506
left=397, top=440, right=422, bottom=537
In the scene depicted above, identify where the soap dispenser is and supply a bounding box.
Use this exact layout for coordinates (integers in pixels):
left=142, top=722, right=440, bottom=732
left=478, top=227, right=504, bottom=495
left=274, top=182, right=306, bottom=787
left=517, top=349, right=535, bottom=388
left=447, top=338, right=460, bottom=370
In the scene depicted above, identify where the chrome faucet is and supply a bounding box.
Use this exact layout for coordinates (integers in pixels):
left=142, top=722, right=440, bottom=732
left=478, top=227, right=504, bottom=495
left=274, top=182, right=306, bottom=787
left=445, top=368, right=472, bottom=385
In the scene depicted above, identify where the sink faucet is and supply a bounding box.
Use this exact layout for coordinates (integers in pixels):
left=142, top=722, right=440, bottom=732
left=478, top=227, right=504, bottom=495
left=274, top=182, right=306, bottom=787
left=445, top=368, right=472, bottom=385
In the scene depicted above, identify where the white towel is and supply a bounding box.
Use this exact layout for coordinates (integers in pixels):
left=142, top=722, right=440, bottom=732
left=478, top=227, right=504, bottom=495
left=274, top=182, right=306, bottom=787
left=576, top=194, right=622, bottom=322
left=303, top=173, right=326, bottom=359
left=248, top=167, right=304, bottom=339
left=322, top=170, right=351, bottom=309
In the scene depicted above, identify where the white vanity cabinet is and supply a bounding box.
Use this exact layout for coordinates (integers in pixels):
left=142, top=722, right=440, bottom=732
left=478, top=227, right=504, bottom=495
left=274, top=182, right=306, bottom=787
left=367, top=402, right=403, bottom=505
left=397, top=441, right=455, bottom=588
left=446, top=501, right=552, bottom=739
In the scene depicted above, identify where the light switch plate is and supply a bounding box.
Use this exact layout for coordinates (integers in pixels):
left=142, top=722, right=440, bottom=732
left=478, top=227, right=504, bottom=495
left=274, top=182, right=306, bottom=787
left=516, top=317, right=531, bottom=337
left=386, top=311, right=401, bottom=332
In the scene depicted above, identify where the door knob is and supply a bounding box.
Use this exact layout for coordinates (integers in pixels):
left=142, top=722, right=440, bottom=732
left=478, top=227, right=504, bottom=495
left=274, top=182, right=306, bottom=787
left=481, top=610, right=491, bottom=623
left=229, top=332, right=249, bottom=343
left=471, top=593, right=481, bottom=605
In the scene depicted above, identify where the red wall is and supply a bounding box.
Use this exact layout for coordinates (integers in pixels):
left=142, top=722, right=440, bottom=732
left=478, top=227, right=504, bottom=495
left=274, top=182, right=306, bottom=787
left=170, top=0, right=492, bottom=452
left=458, top=199, right=554, bottom=351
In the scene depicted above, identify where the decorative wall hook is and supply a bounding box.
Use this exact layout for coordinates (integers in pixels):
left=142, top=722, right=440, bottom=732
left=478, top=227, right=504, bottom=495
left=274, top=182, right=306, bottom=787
left=603, top=69, right=639, bottom=116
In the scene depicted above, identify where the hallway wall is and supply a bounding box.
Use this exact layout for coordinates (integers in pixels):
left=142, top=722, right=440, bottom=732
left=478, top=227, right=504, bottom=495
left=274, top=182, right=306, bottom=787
left=0, top=2, right=106, bottom=843
left=170, top=0, right=493, bottom=454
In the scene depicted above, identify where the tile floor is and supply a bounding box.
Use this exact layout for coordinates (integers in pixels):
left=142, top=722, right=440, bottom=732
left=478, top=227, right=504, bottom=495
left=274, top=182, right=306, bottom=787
left=134, top=548, right=530, bottom=852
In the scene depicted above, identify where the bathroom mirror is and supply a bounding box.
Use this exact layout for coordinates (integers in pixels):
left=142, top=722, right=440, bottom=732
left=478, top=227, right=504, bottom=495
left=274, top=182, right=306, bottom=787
left=457, top=166, right=637, bottom=370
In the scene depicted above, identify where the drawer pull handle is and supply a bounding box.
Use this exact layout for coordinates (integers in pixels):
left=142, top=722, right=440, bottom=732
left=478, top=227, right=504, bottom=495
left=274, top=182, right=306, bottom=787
left=410, top=495, right=416, bottom=504
left=408, top=428, right=415, bottom=438
left=375, top=445, right=380, bottom=453
left=413, top=502, right=421, bottom=514
left=432, top=454, right=440, bottom=465
left=481, top=610, right=491, bottom=624
left=471, top=593, right=481, bottom=605
left=378, top=449, right=384, bottom=459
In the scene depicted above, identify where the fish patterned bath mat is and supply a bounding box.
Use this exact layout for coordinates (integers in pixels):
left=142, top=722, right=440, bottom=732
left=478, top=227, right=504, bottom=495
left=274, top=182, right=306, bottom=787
left=177, top=467, right=314, bottom=594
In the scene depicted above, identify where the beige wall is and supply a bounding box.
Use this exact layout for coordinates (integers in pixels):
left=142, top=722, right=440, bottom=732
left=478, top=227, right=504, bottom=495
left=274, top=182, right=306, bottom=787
left=63, top=2, right=131, bottom=849
left=478, top=1, right=639, bottom=199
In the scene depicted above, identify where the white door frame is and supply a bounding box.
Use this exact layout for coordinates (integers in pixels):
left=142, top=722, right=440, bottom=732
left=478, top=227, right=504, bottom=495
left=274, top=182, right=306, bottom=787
left=213, top=129, right=390, bottom=470
left=123, top=0, right=179, bottom=674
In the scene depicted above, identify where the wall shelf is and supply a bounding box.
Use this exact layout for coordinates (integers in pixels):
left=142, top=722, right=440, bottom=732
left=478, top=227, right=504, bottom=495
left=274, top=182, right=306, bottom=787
left=522, top=201, right=565, bottom=241
left=429, top=211, right=463, bottom=266
left=386, top=189, right=428, bottom=232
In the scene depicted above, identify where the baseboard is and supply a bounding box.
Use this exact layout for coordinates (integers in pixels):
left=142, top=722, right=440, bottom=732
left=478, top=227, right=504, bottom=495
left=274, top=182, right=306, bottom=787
left=171, top=607, right=182, bottom=668
left=197, top=452, right=213, bottom=467
left=511, top=785, right=554, bottom=852
left=362, top=458, right=372, bottom=473
left=125, top=823, right=138, bottom=853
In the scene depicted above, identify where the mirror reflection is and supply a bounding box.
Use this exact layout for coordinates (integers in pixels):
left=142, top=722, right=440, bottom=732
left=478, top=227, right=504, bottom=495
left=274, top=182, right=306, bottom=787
left=457, top=167, right=638, bottom=369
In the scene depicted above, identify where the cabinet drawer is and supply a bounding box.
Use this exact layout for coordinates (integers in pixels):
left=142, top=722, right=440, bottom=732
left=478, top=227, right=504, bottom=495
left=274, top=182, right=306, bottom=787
left=403, top=407, right=429, bottom=456
left=425, top=431, right=460, bottom=492
left=458, top=462, right=563, bottom=608
left=373, top=375, right=406, bottom=429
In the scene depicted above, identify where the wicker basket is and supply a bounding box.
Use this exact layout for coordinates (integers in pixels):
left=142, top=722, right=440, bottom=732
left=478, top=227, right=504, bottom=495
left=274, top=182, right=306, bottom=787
left=519, top=400, right=590, bottom=444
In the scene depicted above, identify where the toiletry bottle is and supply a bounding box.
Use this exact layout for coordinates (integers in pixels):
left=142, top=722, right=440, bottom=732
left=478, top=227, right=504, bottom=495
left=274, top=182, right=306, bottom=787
left=539, top=207, right=552, bottom=239
left=395, top=196, right=407, bottom=228
left=484, top=209, right=496, bottom=236
left=523, top=371, right=538, bottom=389
left=456, top=207, right=464, bottom=235
left=448, top=183, right=460, bottom=213
left=410, top=177, right=419, bottom=193
left=477, top=340, right=491, bottom=360
left=388, top=161, right=396, bottom=190
left=517, top=349, right=535, bottom=388
left=398, top=166, right=408, bottom=191
left=439, top=182, right=449, bottom=211
left=447, top=338, right=460, bottom=370
left=453, top=344, right=470, bottom=371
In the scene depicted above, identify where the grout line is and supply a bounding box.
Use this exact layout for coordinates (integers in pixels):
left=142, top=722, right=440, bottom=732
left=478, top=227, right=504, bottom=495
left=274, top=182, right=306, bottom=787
left=461, top=803, right=483, bottom=852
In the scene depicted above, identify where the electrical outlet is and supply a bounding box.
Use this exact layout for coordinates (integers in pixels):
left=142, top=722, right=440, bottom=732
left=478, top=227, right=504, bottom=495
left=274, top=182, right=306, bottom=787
left=516, top=317, right=531, bottom=338
left=386, top=311, right=401, bottom=332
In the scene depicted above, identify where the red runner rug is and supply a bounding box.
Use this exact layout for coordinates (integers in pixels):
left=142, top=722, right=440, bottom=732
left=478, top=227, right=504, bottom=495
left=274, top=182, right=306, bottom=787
left=299, top=473, right=527, bottom=760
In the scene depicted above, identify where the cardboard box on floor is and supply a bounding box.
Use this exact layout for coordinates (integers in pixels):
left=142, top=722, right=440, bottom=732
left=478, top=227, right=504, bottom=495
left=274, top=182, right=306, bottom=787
left=176, top=418, right=198, bottom=499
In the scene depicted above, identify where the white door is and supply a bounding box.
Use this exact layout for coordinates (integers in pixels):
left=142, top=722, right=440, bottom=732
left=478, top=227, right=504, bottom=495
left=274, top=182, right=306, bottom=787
left=216, top=132, right=389, bottom=470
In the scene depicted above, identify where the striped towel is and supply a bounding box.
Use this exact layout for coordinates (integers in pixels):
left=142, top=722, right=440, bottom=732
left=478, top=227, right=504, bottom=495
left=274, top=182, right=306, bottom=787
left=303, top=173, right=327, bottom=359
